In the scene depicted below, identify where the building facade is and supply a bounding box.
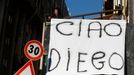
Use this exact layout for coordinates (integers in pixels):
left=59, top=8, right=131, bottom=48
left=0, top=0, right=68, bottom=75
left=104, top=0, right=128, bottom=19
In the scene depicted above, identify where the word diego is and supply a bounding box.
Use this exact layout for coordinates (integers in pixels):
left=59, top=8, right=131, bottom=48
left=55, top=21, right=122, bottom=38
left=48, top=48, right=124, bottom=72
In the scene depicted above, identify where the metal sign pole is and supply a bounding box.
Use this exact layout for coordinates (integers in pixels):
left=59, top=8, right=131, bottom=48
left=39, top=22, right=46, bottom=70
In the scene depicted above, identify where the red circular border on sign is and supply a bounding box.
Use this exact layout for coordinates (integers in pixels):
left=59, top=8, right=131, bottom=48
left=24, top=40, right=44, bottom=61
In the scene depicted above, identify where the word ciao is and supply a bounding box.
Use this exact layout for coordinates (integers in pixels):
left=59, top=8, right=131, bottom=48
left=48, top=48, right=124, bottom=73
left=55, top=21, right=122, bottom=37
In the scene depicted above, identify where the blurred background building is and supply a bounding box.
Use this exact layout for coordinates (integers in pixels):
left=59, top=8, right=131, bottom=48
left=0, top=0, right=68, bottom=75
left=0, top=0, right=131, bottom=75
left=66, top=0, right=128, bottom=20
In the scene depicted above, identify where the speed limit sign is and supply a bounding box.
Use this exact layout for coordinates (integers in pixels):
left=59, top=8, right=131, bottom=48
left=24, top=40, right=44, bottom=61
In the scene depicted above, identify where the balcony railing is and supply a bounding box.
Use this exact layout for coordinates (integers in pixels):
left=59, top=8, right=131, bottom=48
left=65, top=9, right=122, bottom=19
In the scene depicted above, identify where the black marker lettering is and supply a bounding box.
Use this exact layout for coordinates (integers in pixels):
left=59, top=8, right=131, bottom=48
left=88, top=21, right=102, bottom=38
left=92, top=51, right=105, bottom=70
left=66, top=48, right=70, bottom=71
left=109, top=52, right=124, bottom=70
left=104, top=23, right=122, bottom=36
left=56, top=21, right=74, bottom=36
left=48, top=48, right=61, bottom=72
left=77, top=52, right=87, bottom=72
left=78, top=20, right=82, bottom=36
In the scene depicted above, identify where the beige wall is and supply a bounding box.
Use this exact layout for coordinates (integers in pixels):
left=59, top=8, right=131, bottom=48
left=122, top=0, right=128, bottom=16
left=113, top=0, right=128, bottom=17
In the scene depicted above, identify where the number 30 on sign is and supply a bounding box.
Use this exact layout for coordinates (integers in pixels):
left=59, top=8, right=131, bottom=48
left=24, top=40, right=44, bottom=61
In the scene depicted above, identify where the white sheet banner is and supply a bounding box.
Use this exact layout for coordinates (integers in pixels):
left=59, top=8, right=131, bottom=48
left=47, top=19, right=126, bottom=75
